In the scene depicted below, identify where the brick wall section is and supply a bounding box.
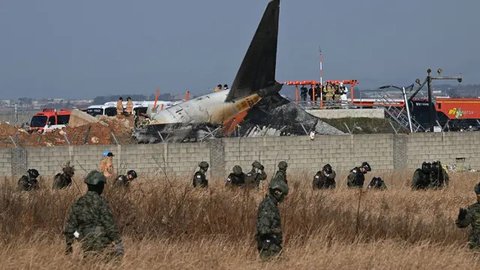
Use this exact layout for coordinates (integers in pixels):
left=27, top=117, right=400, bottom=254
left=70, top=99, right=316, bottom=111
left=1, top=133, right=479, bottom=179
left=306, top=108, right=385, bottom=119
left=119, top=142, right=210, bottom=179
left=405, top=132, right=480, bottom=169
left=11, top=148, right=27, bottom=177
left=0, top=148, right=11, bottom=176
left=208, top=139, right=225, bottom=180
left=222, top=135, right=394, bottom=177
left=393, top=134, right=408, bottom=170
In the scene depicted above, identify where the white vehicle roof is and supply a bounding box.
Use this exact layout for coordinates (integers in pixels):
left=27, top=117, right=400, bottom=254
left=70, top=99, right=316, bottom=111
left=87, top=104, right=115, bottom=109
left=103, top=100, right=176, bottom=108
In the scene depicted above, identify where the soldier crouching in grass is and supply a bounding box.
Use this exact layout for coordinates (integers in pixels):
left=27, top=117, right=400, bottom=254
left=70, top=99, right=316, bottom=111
left=18, top=169, right=40, bottom=191
left=114, top=170, right=138, bottom=188
left=53, top=162, right=74, bottom=190
left=193, top=161, right=209, bottom=188
left=255, top=181, right=289, bottom=260
left=367, top=177, right=387, bottom=190
left=347, top=162, right=371, bottom=188
left=312, top=164, right=336, bottom=190
left=225, top=165, right=246, bottom=188
left=64, top=170, right=124, bottom=260
left=456, top=182, right=480, bottom=250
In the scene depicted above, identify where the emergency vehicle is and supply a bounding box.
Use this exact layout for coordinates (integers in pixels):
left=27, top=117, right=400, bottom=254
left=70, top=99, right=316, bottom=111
left=29, top=109, right=71, bottom=132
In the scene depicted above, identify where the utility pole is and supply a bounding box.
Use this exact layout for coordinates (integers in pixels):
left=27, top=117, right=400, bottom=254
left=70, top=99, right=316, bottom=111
left=426, top=68, right=462, bottom=131
left=427, top=69, right=435, bottom=132
left=319, top=47, right=324, bottom=86
left=402, top=86, right=413, bottom=133
left=14, top=103, right=18, bottom=124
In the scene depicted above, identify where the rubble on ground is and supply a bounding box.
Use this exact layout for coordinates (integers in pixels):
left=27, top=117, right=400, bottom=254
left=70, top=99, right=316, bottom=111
left=239, top=95, right=344, bottom=136
left=68, top=109, right=99, bottom=128
left=0, top=115, right=135, bottom=148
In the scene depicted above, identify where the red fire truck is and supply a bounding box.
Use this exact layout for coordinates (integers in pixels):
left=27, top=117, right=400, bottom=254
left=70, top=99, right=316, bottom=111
left=29, top=108, right=71, bottom=133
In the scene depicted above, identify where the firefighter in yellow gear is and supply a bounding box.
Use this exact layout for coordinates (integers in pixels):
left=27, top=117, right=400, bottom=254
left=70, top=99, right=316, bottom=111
left=126, top=97, right=134, bottom=115
left=116, top=97, right=124, bottom=116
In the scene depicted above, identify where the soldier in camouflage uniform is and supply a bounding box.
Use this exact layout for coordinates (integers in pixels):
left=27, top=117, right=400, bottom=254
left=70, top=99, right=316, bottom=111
left=114, top=170, right=137, bottom=188
left=193, top=161, right=209, bottom=188
left=256, top=180, right=289, bottom=259
left=18, top=169, right=40, bottom=191
left=225, top=165, right=246, bottom=188
left=245, top=161, right=267, bottom=189
left=367, top=177, right=387, bottom=190
left=412, top=161, right=449, bottom=190
left=456, top=182, right=480, bottom=250
left=53, top=162, right=74, bottom=190
left=347, top=162, right=371, bottom=188
left=430, top=161, right=449, bottom=188
left=269, top=161, right=288, bottom=190
left=312, top=164, right=336, bottom=189
left=64, top=170, right=124, bottom=258
left=412, top=162, right=432, bottom=190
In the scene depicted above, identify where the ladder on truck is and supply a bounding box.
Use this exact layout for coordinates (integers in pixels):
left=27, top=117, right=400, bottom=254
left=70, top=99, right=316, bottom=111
left=378, top=91, right=425, bottom=133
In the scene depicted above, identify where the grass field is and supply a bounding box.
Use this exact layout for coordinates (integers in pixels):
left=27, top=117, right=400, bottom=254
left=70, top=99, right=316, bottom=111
left=1, top=171, right=480, bottom=269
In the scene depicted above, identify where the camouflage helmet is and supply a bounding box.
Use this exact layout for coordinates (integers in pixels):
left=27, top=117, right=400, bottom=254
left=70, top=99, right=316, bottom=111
left=252, top=160, right=262, bottom=169
left=84, top=170, right=106, bottom=186
left=278, top=161, right=288, bottom=170
left=27, top=169, right=40, bottom=178
left=199, top=161, right=209, bottom=169
left=269, top=180, right=289, bottom=196
left=233, top=165, right=243, bottom=175
left=361, top=162, right=371, bottom=171
left=475, top=182, right=480, bottom=195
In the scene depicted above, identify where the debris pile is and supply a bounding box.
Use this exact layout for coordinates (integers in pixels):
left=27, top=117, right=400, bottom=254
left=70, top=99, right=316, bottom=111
left=240, top=94, right=344, bottom=136
left=0, top=114, right=135, bottom=148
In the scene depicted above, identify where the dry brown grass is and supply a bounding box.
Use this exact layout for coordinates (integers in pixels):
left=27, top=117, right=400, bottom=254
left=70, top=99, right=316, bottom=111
left=1, top=171, right=480, bottom=269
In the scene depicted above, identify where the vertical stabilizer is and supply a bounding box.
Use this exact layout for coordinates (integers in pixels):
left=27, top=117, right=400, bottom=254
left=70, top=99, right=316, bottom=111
left=225, top=0, right=280, bottom=102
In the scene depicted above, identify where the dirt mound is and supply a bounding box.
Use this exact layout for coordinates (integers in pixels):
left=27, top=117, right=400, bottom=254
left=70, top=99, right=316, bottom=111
left=61, top=116, right=134, bottom=145
left=0, top=116, right=135, bottom=148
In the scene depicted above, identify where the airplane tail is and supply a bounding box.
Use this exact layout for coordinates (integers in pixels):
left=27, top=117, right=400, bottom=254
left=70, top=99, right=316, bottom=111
left=225, top=0, right=281, bottom=102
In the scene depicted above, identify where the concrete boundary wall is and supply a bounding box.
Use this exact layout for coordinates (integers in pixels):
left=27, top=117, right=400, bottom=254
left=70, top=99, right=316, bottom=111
left=1, top=133, right=480, bottom=180
left=306, top=108, right=385, bottom=119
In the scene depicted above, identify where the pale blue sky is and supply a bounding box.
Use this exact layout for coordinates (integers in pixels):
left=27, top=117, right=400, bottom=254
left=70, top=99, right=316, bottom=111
left=0, top=0, right=478, bottom=99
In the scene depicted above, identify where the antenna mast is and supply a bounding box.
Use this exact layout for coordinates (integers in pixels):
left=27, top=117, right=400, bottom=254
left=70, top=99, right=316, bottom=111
left=319, top=47, right=324, bottom=85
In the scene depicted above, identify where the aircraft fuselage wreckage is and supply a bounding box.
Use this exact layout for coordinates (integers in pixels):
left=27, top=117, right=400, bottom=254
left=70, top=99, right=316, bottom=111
left=136, top=0, right=342, bottom=143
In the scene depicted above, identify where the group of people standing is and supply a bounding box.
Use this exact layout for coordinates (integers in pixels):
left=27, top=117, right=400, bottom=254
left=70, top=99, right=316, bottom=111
left=300, top=83, right=348, bottom=103
left=116, top=96, right=134, bottom=116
